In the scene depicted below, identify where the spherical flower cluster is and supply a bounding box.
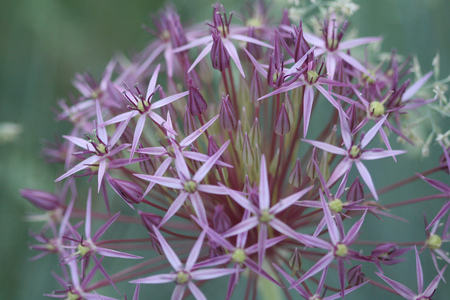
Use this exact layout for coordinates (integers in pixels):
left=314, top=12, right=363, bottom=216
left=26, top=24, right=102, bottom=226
left=21, top=1, right=449, bottom=299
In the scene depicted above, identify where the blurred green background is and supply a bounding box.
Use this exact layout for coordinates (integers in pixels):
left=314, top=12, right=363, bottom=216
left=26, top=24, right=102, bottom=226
left=1, top=0, right=449, bottom=299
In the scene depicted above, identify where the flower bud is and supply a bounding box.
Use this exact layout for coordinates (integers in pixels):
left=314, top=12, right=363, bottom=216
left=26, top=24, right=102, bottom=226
left=242, top=132, right=254, bottom=165
left=274, top=103, right=290, bottom=135
left=289, top=159, right=302, bottom=187
left=138, top=211, right=162, bottom=232
left=210, top=29, right=230, bottom=72
left=187, top=78, right=207, bottom=116
left=347, top=265, right=365, bottom=286
left=20, top=189, right=60, bottom=211
left=346, top=177, right=364, bottom=202
left=288, top=248, right=302, bottom=275
left=183, top=106, right=197, bottom=136
left=219, top=95, right=237, bottom=130
left=212, top=205, right=231, bottom=234
left=107, top=177, right=143, bottom=204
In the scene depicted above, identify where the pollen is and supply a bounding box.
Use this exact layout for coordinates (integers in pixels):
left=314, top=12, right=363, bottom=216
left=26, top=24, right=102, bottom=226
left=335, top=243, right=348, bottom=257
left=78, top=243, right=91, bottom=256
left=329, top=199, right=343, bottom=213
left=427, top=234, right=442, bottom=250
left=369, top=101, right=385, bottom=117
left=176, top=271, right=190, bottom=284
left=231, top=248, right=247, bottom=263
left=183, top=180, right=198, bottom=194
left=259, top=209, right=274, bottom=223
left=307, top=70, right=319, bottom=84
left=349, top=145, right=361, bottom=159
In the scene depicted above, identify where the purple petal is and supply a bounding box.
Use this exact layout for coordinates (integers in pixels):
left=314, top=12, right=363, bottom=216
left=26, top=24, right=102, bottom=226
left=221, top=185, right=258, bottom=214
left=303, top=85, right=314, bottom=137
left=258, top=223, right=268, bottom=269
left=185, top=230, right=206, bottom=270
left=197, top=184, right=228, bottom=195
left=415, top=247, right=424, bottom=294
left=243, top=48, right=268, bottom=78
left=315, top=85, right=339, bottom=110
left=189, top=192, right=208, bottom=226
left=188, top=282, right=207, bottom=300
left=272, top=264, right=310, bottom=296
left=130, top=115, right=147, bottom=159
left=63, top=135, right=94, bottom=151
left=190, top=268, right=237, bottom=281
left=337, top=104, right=352, bottom=150
left=270, top=218, right=330, bottom=249
left=360, top=150, right=406, bottom=160
left=337, top=51, right=373, bottom=79
left=402, top=71, right=433, bottom=101
left=109, top=114, right=134, bottom=147
left=338, top=37, right=382, bottom=50
left=192, top=140, right=230, bottom=183
left=375, top=272, right=415, bottom=298
left=258, top=155, right=270, bottom=210
left=133, top=173, right=183, bottom=190
left=152, top=91, right=189, bottom=109
left=302, top=139, right=347, bottom=156
left=102, top=111, right=137, bottom=127
left=243, top=259, right=281, bottom=286
left=360, top=115, right=387, bottom=149
left=93, top=212, right=120, bottom=242
left=97, top=160, right=107, bottom=192
left=328, top=158, right=352, bottom=187
left=96, top=247, right=142, bottom=259
left=172, top=140, right=191, bottom=181
left=223, top=39, right=245, bottom=78
left=136, top=146, right=167, bottom=156
left=183, top=151, right=233, bottom=168
left=271, top=186, right=313, bottom=215
left=320, top=190, right=339, bottom=245
left=146, top=64, right=161, bottom=100
left=258, top=81, right=305, bottom=101
left=423, top=265, right=447, bottom=296
left=159, top=192, right=189, bottom=227
left=285, top=46, right=316, bottom=76
left=354, top=160, right=378, bottom=201
left=290, top=253, right=335, bottom=289
left=342, top=210, right=367, bottom=245
left=303, top=32, right=326, bottom=48
left=130, top=273, right=176, bottom=284
left=326, top=54, right=338, bottom=79
left=180, top=115, right=219, bottom=147
left=174, top=35, right=213, bottom=53
left=188, top=43, right=213, bottom=73
left=148, top=111, right=178, bottom=136
left=171, top=284, right=186, bottom=300
left=223, top=216, right=259, bottom=238
left=55, top=155, right=100, bottom=182
left=153, top=226, right=182, bottom=270
left=229, top=34, right=273, bottom=49
left=85, top=189, right=93, bottom=239
left=95, top=100, right=107, bottom=143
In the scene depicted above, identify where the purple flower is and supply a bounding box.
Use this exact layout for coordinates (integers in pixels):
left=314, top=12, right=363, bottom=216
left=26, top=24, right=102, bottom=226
left=290, top=193, right=370, bottom=297
left=303, top=105, right=406, bottom=200
left=221, top=155, right=323, bottom=268
left=131, top=227, right=236, bottom=300
left=100, top=65, right=188, bottom=159
left=173, top=3, right=273, bottom=78
left=376, top=247, right=447, bottom=300
left=55, top=100, right=131, bottom=192
left=134, top=139, right=231, bottom=226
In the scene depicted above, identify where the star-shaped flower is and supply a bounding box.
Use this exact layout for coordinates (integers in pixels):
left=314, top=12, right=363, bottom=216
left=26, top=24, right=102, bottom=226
left=131, top=227, right=236, bottom=300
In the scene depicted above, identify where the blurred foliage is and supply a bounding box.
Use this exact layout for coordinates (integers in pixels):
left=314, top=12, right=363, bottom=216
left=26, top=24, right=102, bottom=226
left=1, top=0, right=449, bottom=299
